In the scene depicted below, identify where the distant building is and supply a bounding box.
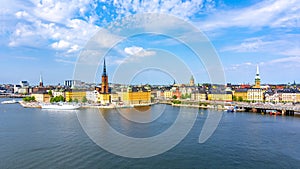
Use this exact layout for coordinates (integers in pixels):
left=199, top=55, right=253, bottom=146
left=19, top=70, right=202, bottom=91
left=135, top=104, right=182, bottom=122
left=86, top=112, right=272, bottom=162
left=32, top=74, right=50, bottom=94
left=191, top=88, right=206, bottom=101
left=233, top=88, right=248, bottom=101
left=20, top=81, right=29, bottom=87
left=190, top=75, right=195, bottom=86
left=64, top=80, right=82, bottom=88
left=247, top=88, right=264, bottom=102
left=31, top=92, right=51, bottom=102
left=52, top=88, right=65, bottom=98
left=208, top=89, right=232, bottom=102
left=122, top=86, right=151, bottom=105
left=264, top=89, right=279, bottom=103
left=13, top=85, right=21, bottom=94
left=86, top=90, right=98, bottom=103
left=277, top=89, right=300, bottom=102
left=65, top=89, right=86, bottom=102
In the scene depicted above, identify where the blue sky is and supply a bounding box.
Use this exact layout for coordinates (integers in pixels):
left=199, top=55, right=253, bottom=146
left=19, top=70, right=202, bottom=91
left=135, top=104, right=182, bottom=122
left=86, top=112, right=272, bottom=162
left=0, top=0, right=299, bottom=85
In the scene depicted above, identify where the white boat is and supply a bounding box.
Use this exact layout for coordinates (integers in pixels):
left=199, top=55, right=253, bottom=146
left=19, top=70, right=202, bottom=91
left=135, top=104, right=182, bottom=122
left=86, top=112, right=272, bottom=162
left=41, top=103, right=81, bottom=110
left=1, top=99, right=18, bottom=104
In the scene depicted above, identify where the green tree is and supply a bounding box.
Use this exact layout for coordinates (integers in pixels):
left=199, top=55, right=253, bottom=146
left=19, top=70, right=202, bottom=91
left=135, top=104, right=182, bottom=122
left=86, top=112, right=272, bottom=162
left=172, top=95, right=177, bottom=99
left=82, top=96, right=87, bottom=103
left=68, top=98, right=73, bottom=102
left=232, top=95, right=237, bottom=101
left=172, top=100, right=181, bottom=104
left=74, top=98, right=78, bottom=103
left=50, top=95, right=65, bottom=102
left=237, top=96, right=243, bottom=102
left=48, top=90, right=53, bottom=97
left=187, top=93, right=191, bottom=98
left=23, top=96, right=35, bottom=102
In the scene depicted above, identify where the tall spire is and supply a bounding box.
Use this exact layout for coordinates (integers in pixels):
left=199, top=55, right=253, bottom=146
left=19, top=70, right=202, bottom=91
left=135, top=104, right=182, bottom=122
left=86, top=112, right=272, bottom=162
left=102, top=58, right=107, bottom=76
left=255, top=64, right=260, bottom=79
left=39, top=73, right=43, bottom=87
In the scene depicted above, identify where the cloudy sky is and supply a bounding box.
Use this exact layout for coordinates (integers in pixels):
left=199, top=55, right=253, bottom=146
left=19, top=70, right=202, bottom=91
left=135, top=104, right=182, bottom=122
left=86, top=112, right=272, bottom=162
left=0, top=0, right=299, bottom=85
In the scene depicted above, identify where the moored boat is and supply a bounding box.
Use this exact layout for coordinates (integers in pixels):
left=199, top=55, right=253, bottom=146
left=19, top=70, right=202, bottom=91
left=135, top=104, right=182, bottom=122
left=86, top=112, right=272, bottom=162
left=41, top=102, right=81, bottom=110
left=1, top=99, right=18, bottom=104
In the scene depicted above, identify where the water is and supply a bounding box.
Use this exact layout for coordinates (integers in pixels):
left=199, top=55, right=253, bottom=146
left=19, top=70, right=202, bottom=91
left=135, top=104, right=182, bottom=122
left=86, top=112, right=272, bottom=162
left=1, top=99, right=300, bottom=169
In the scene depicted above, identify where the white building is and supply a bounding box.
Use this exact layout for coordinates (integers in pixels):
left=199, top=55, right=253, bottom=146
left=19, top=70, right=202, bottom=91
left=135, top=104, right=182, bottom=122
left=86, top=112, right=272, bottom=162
left=86, top=90, right=98, bottom=103
left=20, top=81, right=29, bottom=87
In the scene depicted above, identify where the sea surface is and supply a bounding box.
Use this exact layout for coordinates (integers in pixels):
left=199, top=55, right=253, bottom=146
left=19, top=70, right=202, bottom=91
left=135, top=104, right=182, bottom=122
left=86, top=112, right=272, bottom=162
left=1, top=98, right=300, bottom=169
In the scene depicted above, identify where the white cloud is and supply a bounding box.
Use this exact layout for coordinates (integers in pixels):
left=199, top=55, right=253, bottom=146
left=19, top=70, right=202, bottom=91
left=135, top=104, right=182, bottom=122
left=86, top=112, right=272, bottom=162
left=222, top=37, right=270, bottom=52
left=198, top=0, right=300, bottom=31
left=51, top=40, right=70, bottom=49
left=268, top=56, right=300, bottom=64
left=113, top=0, right=207, bottom=20
left=15, top=56, right=38, bottom=60
left=55, top=58, right=76, bottom=64
left=5, top=0, right=100, bottom=56
left=124, top=46, right=156, bottom=57
left=221, top=34, right=300, bottom=57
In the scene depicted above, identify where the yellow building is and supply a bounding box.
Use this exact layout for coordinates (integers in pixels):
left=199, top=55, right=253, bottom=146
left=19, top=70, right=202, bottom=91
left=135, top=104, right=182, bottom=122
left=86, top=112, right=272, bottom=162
left=65, top=90, right=86, bottom=102
left=122, top=86, right=151, bottom=105
left=247, top=88, right=263, bottom=102
left=163, top=91, right=173, bottom=99
left=191, top=91, right=206, bottom=101
left=208, top=91, right=232, bottom=102
left=31, top=93, right=51, bottom=102
left=97, top=93, right=110, bottom=104
left=233, top=89, right=248, bottom=101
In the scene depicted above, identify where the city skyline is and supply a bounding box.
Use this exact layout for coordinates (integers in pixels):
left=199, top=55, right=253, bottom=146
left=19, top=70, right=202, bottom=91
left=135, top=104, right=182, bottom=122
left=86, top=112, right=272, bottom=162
left=1, top=0, right=299, bottom=85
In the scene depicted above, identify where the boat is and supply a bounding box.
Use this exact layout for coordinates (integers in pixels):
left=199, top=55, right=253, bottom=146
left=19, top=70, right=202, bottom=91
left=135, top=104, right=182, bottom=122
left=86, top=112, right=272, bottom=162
left=225, top=105, right=235, bottom=112
left=1, top=99, right=18, bottom=104
left=41, top=102, right=81, bottom=110
left=268, top=110, right=282, bottom=116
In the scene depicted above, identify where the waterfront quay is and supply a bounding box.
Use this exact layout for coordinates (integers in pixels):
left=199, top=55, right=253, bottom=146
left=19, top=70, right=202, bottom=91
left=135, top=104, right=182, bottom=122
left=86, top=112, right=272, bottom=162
left=158, top=99, right=300, bottom=115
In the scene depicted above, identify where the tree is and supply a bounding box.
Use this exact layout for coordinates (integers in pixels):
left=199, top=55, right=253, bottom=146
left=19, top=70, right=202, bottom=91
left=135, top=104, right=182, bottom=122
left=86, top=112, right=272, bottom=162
left=48, top=90, right=53, bottom=97
left=74, top=98, right=78, bottom=103
left=232, top=95, right=237, bottom=101
left=172, top=95, right=177, bottom=99
left=238, top=96, right=243, bottom=102
left=172, top=100, right=181, bottom=104
left=50, top=95, right=65, bottom=102
left=82, top=96, right=87, bottom=103
left=23, top=96, right=35, bottom=102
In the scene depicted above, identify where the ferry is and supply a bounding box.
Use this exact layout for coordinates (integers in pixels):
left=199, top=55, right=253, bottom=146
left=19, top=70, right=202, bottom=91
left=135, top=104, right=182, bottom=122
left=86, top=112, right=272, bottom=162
left=41, top=102, right=81, bottom=110
left=1, top=99, right=18, bottom=104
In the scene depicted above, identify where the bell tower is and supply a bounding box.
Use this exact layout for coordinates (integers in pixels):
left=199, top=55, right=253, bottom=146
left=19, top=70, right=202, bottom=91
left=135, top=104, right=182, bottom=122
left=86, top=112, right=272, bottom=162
left=254, top=64, right=260, bottom=88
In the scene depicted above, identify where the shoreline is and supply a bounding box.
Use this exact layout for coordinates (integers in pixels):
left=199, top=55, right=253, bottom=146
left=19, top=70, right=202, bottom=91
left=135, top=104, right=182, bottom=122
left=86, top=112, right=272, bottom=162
left=16, top=100, right=300, bottom=115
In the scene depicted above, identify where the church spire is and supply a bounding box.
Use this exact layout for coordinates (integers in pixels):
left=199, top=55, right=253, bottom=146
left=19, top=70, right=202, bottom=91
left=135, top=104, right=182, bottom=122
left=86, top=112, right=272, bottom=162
left=255, top=64, right=260, bottom=80
left=102, top=58, right=107, bottom=76
left=39, top=73, right=43, bottom=87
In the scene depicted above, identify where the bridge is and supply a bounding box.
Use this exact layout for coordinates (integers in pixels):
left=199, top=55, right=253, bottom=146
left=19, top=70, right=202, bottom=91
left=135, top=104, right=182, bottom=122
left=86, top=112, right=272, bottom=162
left=157, top=99, right=300, bottom=116
left=235, top=102, right=300, bottom=115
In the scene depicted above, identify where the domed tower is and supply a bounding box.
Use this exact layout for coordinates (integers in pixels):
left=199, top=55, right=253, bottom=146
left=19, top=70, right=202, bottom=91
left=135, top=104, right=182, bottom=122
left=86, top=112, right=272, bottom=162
left=190, top=75, right=195, bottom=86
left=254, top=64, right=261, bottom=88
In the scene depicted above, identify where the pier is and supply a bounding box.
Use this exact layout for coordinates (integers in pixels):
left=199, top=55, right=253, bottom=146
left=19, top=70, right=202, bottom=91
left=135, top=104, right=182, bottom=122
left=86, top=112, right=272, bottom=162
left=235, top=102, right=300, bottom=116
